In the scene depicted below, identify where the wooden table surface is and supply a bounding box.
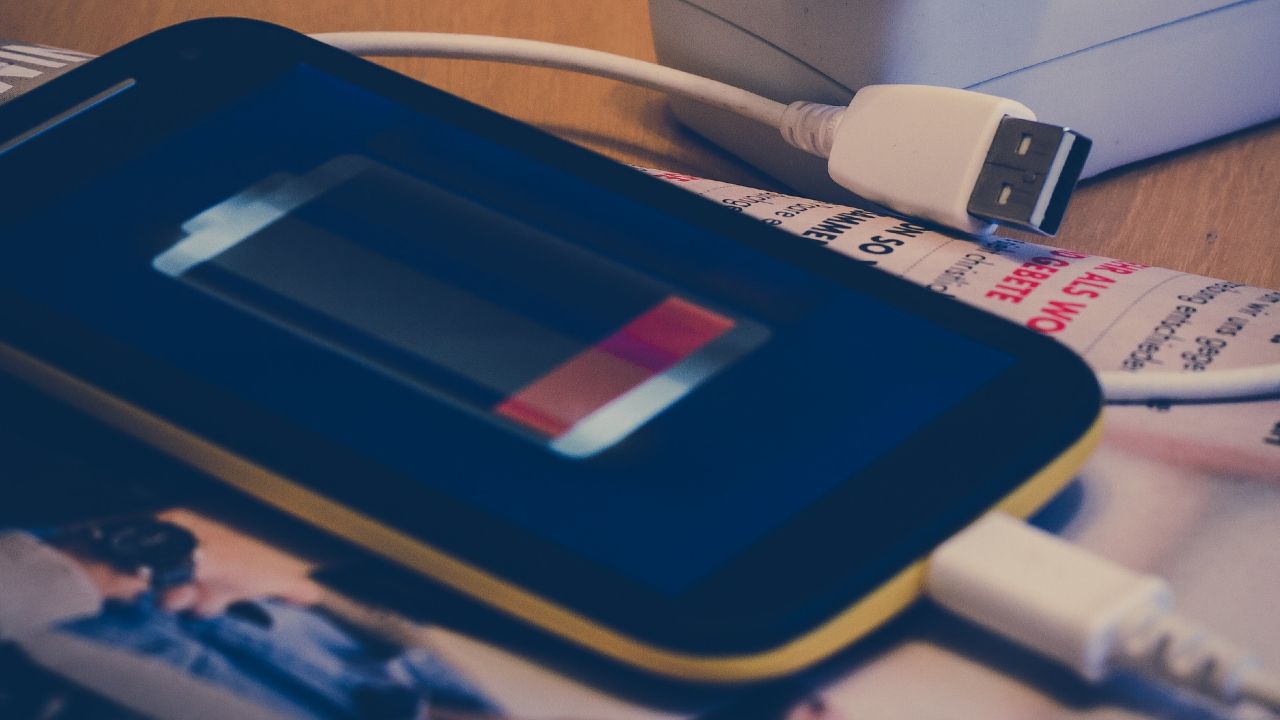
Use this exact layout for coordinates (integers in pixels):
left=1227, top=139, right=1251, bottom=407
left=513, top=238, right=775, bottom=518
left=6, top=0, right=1279, bottom=289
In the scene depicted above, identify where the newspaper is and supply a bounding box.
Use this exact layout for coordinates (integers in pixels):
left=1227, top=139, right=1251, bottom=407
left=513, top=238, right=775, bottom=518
left=639, top=168, right=1280, bottom=719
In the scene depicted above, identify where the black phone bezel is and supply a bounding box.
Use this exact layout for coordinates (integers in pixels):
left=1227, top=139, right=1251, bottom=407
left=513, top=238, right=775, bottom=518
left=0, top=18, right=1101, bottom=659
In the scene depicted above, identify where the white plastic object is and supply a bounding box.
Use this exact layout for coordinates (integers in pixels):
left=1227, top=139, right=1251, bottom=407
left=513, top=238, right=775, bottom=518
left=927, top=512, right=1171, bottom=679
left=826, top=85, right=1034, bottom=237
left=927, top=513, right=1280, bottom=711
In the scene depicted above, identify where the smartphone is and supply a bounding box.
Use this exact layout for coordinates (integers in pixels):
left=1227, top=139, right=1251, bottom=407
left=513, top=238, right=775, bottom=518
left=0, top=19, right=1101, bottom=685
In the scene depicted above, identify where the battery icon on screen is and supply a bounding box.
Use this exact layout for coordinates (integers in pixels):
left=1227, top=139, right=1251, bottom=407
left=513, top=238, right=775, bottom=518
left=153, top=156, right=768, bottom=458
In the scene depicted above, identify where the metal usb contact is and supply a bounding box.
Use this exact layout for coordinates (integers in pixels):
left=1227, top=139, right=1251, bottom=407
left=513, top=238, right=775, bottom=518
left=967, top=117, right=1092, bottom=236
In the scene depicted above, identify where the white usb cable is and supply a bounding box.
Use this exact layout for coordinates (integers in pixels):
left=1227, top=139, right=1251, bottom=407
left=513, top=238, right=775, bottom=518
left=928, top=512, right=1280, bottom=715
left=312, top=32, right=1280, bottom=406
left=312, top=32, right=1087, bottom=237
left=1097, top=364, right=1280, bottom=404
left=310, top=32, right=789, bottom=129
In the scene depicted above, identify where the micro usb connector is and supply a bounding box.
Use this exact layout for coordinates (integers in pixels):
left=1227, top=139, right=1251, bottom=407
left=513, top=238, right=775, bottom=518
left=967, top=117, right=1092, bottom=236
left=928, top=512, right=1280, bottom=713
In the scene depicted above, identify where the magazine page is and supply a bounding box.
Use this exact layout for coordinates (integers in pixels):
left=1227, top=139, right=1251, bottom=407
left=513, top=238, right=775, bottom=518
left=639, top=169, right=1280, bottom=719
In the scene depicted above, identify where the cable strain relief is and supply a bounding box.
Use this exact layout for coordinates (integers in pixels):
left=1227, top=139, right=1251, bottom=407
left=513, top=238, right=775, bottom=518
left=778, top=101, right=844, bottom=158
left=1112, top=607, right=1260, bottom=704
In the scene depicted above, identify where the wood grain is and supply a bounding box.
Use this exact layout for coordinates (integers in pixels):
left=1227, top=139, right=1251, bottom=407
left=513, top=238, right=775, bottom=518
left=5, top=0, right=1278, bottom=288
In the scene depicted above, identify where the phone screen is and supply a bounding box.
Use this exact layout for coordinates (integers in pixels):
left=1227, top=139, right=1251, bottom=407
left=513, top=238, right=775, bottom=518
left=0, top=64, right=1013, bottom=595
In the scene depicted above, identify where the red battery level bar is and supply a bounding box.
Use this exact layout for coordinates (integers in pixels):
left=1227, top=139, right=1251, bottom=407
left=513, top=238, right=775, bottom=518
left=495, top=296, right=741, bottom=457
